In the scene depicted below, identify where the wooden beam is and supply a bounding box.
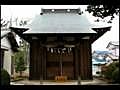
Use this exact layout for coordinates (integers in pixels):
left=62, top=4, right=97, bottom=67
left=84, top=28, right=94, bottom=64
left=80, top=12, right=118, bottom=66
left=43, top=40, right=79, bottom=46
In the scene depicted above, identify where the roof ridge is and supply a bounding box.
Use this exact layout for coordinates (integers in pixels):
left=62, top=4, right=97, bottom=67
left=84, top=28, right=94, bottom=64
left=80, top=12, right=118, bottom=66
left=41, top=8, right=83, bottom=14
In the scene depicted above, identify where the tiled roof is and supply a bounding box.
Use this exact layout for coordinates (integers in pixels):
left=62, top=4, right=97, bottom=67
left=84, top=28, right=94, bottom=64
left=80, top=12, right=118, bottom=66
left=93, top=51, right=111, bottom=55
left=106, top=41, right=119, bottom=48
left=92, top=59, right=106, bottom=65
left=109, top=41, right=119, bottom=46
left=23, top=9, right=98, bottom=34
left=9, top=9, right=112, bottom=44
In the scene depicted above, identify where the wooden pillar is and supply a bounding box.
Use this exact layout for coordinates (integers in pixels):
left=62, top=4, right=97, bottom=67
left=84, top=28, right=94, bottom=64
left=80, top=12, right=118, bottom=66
left=79, top=39, right=93, bottom=80
left=74, top=45, right=80, bottom=80
left=38, top=42, right=47, bottom=80
left=29, top=40, right=47, bottom=80
left=29, top=41, right=35, bottom=80
left=42, top=47, right=47, bottom=80
left=79, top=40, right=84, bottom=80
left=39, top=46, right=43, bottom=80
left=88, top=43, right=93, bottom=80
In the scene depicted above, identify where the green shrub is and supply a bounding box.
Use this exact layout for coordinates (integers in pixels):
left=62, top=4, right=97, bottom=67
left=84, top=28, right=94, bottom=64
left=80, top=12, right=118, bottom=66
left=1, top=69, right=10, bottom=85
left=102, top=61, right=119, bottom=83
left=112, top=68, right=120, bottom=83
left=104, top=62, right=118, bottom=79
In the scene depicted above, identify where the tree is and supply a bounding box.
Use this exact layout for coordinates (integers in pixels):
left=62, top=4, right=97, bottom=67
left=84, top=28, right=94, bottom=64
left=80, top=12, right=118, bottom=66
left=86, top=5, right=119, bottom=23
left=1, top=18, right=10, bottom=28
left=1, top=17, right=31, bottom=28
left=19, top=39, right=29, bottom=66
left=15, top=50, right=26, bottom=77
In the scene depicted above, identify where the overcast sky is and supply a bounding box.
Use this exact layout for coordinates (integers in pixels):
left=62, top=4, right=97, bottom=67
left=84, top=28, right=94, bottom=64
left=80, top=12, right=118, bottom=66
left=1, top=5, right=119, bottom=52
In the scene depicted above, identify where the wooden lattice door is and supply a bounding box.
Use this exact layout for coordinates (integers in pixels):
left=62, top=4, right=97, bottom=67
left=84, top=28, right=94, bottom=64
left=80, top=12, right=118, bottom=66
left=46, top=47, right=74, bottom=80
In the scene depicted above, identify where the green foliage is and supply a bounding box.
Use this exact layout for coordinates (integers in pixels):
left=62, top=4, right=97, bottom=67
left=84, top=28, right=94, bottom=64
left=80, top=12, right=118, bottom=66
left=15, top=50, right=26, bottom=76
left=102, top=61, right=119, bottom=83
left=112, top=68, right=120, bottom=83
left=15, top=57, right=26, bottom=72
left=104, top=62, right=117, bottom=79
left=86, top=5, right=119, bottom=23
left=1, top=69, right=10, bottom=85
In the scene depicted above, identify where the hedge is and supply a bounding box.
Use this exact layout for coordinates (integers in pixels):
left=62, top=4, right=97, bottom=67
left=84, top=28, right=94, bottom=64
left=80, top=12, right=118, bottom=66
left=1, top=69, right=10, bottom=85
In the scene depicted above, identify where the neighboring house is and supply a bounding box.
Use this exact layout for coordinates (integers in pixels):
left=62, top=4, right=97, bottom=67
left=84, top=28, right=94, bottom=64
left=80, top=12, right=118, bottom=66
left=1, top=29, right=19, bottom=76
left=106, top=41, right=119, bottom=57
left=92, top=50, right=112, bottom=64
left=92, top=50, right=111, bottom=58
left=92, top=42, right=119, bottom=76
left=106, top=41, right=119, bottom=65
left=92, top=59, right=106, bottom=76
left=92, top=50, right=112, bottom=76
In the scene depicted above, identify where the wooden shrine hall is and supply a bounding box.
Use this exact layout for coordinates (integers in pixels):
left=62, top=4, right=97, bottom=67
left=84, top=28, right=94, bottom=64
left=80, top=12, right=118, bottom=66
left=10, top=8, right=111, bottom=80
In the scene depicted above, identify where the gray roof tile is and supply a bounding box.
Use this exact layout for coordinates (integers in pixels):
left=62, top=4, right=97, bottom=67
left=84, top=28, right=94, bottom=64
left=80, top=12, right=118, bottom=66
left=24, top=13, right=97, bottom=34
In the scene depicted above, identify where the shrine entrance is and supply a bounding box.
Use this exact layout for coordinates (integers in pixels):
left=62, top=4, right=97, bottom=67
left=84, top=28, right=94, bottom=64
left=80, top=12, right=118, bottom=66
left=46, top=47, right=75, bottom=80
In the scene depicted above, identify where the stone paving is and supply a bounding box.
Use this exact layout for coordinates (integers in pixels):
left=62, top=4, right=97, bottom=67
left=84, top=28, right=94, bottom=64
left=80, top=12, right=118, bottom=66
left=10, top=78, right=115, bottom=85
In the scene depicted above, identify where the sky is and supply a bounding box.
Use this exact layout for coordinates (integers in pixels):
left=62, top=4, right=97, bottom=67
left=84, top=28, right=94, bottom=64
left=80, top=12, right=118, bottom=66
left=1, top=5, right=119, bottom=52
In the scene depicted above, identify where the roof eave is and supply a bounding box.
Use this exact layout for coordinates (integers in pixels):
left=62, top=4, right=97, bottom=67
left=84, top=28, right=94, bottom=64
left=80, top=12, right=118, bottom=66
left=10, top=26, right=29, bottom=34
left=7, top=32, right=19, bottom=52
left=90, top=26, right=112, bottom=44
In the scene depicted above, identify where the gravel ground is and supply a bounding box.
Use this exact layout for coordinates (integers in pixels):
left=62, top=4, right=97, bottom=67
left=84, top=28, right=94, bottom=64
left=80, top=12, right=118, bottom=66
left=10, top=78, right=115, bottom=85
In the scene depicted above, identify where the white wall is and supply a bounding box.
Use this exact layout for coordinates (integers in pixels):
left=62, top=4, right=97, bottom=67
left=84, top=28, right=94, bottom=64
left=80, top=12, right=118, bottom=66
left=92, top=65, right=101, bottom=76
left=2, top=37, right=13, bottom=75
left=1, top=36, right=11, bottom=49
left=3, top=49, right=12, bottom=75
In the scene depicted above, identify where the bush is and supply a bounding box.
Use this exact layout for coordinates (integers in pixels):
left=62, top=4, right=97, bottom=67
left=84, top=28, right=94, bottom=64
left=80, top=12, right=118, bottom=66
left=112, top=68, right=120, bottom=83
left=1, top=69, right=10, bottom=85
left=102, top=61, right=119, bottom=83
left=104, top=64, right=116, bottom=79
